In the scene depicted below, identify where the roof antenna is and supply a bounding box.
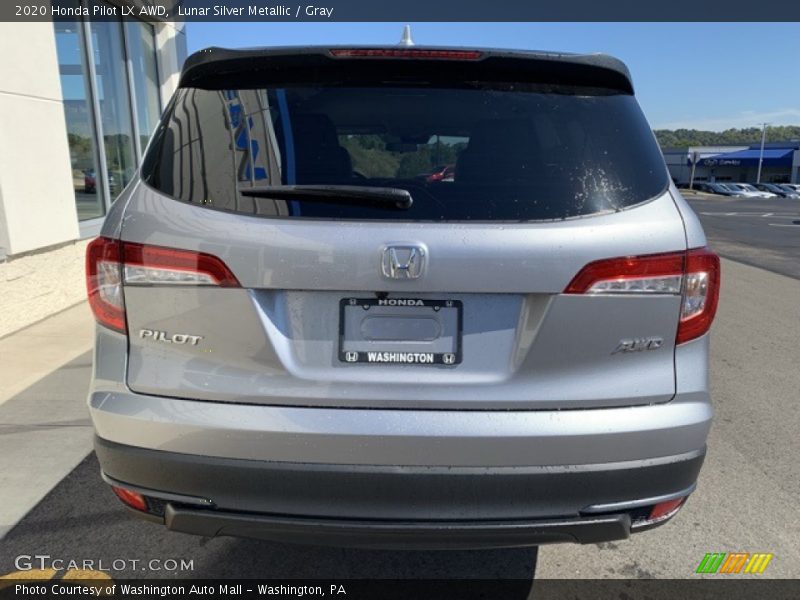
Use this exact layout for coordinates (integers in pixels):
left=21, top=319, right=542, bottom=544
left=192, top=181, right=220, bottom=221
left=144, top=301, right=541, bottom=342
left=399, top=24, right=415, bottom=47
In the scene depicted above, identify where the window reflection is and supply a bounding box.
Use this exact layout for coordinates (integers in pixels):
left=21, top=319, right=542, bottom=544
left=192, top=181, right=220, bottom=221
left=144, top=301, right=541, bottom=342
left=147, top=89, right=285, bottom=216
left=126, top=20, right=161, bottom=150
left=54, top=1, right=164, bottom=221
left=90, top=17, right=136, bottom=202
left=54, top=16, right=106, bottom=220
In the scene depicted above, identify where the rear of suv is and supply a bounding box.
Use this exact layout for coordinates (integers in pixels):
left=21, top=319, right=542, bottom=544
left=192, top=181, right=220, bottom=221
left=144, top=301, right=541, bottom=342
left=86, top=46, right=719, bottom=548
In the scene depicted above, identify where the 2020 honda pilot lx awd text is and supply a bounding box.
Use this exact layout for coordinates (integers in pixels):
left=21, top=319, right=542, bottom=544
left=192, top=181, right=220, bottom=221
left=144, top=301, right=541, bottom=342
left=86, top=46, right=719, bottom=548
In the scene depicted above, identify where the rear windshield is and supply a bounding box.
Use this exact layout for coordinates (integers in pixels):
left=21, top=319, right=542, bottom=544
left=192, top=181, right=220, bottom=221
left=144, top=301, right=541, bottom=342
left=142, top=84, right=668, bottom=221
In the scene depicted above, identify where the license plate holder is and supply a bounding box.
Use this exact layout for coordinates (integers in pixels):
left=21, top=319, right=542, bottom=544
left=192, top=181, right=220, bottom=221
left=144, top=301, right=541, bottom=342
left=338, top=297, right=462, bottom=365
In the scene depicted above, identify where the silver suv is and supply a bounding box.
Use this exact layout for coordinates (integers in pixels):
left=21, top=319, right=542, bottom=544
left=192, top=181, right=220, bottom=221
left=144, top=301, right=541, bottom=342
left=86, top=46, right=719, bottom=548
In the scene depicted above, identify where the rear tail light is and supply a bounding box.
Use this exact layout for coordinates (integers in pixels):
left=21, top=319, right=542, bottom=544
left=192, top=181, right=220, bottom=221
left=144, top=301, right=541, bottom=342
left=564, top=252, right=685, bottom=295
left=110, top=486, right=147, bottom=512
left=677, top=248, right=721, bottom=344
left=86, top=237, right=125, bottom=333
left=648, top=497, right=686, bottom=521
left=631, top=496, right=687, bottom=529
left=329, top=48, right=483, bottom=60
left=565, top=247, right=720, bottom=344
left=121, top=242, right=239, bottom=287
left=86, top=238, right=239, bottom=333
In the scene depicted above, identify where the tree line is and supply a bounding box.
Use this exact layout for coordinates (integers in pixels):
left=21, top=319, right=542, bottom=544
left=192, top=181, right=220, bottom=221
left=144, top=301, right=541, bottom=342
left=655, top=125, right=800, bottom=149
left=339, top=135, right=467, bottom=179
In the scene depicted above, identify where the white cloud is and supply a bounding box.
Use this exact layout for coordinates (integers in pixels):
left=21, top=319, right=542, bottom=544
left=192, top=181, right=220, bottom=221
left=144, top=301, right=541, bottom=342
left=654, top=108, right=800, bottom=131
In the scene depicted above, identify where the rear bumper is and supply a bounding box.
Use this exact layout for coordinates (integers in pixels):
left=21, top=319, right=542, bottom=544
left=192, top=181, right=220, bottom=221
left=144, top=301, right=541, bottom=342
left=162, top=505, right=630, bottom=550
left=96, top=436, right=704, bottom=549
left=88, top=389, right=712, bottom=467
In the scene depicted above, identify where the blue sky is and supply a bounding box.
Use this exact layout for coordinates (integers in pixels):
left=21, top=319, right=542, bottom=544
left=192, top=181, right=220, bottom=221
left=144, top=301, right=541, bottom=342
left=186, top=22, right=800, bottom=131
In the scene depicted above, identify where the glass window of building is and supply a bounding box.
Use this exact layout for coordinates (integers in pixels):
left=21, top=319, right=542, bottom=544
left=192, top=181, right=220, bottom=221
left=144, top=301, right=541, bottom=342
left=126, top=20, right=162, bottom=150
left=90, top=18, right=137, bottom=202
left=53, top=2, right=165, bottom=225
left=54, top=15, right=106, bottom=220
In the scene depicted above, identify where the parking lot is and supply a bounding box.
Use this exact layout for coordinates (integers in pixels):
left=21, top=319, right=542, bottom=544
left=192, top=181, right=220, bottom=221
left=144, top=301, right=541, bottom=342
left=682, top=191, right=800, bottom=278
left=1, top=192, right=799, bottom=584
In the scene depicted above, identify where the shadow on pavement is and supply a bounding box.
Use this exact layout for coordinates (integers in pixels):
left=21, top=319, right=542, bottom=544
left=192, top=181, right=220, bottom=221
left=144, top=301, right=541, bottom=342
left=1, top=453, right=537, bottom=596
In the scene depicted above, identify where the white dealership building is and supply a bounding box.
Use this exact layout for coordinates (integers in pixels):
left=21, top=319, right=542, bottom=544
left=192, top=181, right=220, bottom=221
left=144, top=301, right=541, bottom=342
left=663, top=141, right=800, bottom=186
left=0, top=9, right=185, bottom=336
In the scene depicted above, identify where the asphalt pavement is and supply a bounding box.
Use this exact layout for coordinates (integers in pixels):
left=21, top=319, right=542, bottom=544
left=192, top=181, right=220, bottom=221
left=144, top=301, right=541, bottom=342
left=1, top=198, right=798, bottom=582
left=0, top=449, right=538, bottom=583
left=682, top=192, right=800, bottom=279
left=536, top=257, right=800, bottom=578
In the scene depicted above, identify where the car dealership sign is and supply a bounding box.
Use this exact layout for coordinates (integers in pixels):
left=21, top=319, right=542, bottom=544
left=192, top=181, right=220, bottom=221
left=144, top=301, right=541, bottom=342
left=700, top=158, right=742, bottom=167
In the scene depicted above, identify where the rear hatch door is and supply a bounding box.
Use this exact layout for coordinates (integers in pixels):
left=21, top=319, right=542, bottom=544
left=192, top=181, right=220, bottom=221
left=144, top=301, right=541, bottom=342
left=121, top=48, right=686, bottom=410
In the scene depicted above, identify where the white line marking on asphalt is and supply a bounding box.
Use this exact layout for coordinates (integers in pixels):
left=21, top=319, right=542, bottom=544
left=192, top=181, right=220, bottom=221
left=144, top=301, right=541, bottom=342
left=700, top=212, right=798, bottom=219
left=768, top=223, right=799, bottom=227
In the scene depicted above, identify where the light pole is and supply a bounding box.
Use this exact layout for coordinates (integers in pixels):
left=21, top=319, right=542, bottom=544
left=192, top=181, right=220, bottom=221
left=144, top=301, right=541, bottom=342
left=756, top=122, right=769, bottom=184
left=689, top=151, right=698, bottom=190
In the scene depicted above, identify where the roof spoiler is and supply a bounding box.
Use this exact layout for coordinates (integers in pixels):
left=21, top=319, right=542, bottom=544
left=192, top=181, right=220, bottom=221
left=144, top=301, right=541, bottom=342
left=179, top=46, right=635, bottom=94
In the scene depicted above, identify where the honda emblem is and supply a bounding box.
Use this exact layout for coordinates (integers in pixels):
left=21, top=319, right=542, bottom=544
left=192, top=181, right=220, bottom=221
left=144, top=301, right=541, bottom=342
left=381, top=245, right=426, bottom=280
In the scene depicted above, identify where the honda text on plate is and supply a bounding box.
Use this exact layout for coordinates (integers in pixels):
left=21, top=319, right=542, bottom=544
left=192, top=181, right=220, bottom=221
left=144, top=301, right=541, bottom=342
left=86, top=45, right=719, bottom=549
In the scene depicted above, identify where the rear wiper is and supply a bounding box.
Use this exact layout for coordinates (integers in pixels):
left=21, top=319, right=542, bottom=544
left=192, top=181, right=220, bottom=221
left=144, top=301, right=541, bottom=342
left=240, top=185, right=413, bottom=210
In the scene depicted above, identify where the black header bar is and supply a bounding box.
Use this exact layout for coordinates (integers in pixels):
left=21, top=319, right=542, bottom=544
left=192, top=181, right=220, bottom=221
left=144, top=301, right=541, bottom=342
left=4, top=0, right=800, bottom=22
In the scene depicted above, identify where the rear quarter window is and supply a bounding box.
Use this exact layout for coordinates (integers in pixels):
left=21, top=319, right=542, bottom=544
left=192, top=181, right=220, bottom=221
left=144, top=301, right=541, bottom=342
left=142, top=84, right=668, bottom=221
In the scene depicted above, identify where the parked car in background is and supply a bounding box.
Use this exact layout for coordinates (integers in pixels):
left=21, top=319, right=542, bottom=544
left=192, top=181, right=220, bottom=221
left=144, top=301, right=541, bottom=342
left=721, top=183, right=773, bottom=198
left=694, top=182, right=740, bottom=196
left=711, top=183, right=746, bottom=196
left=83, top=169, right=117, bottom=194
left=714, top=183, right=749, bottom=197
left=778, top=184, right=800, bottom=196
left=425, top=164, right=456, bottom=183
left=83, top=169, right=97, bottom=194
left=752, top=183, right=800, bottom=198
left=738, top=183, right=776, bottom=198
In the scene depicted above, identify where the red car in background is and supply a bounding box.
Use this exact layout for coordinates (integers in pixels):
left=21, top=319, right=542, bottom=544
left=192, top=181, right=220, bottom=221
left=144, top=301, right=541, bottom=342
left=83, top=169, right=116, bottom=194
left=425, top=165, right=455, bottom=183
